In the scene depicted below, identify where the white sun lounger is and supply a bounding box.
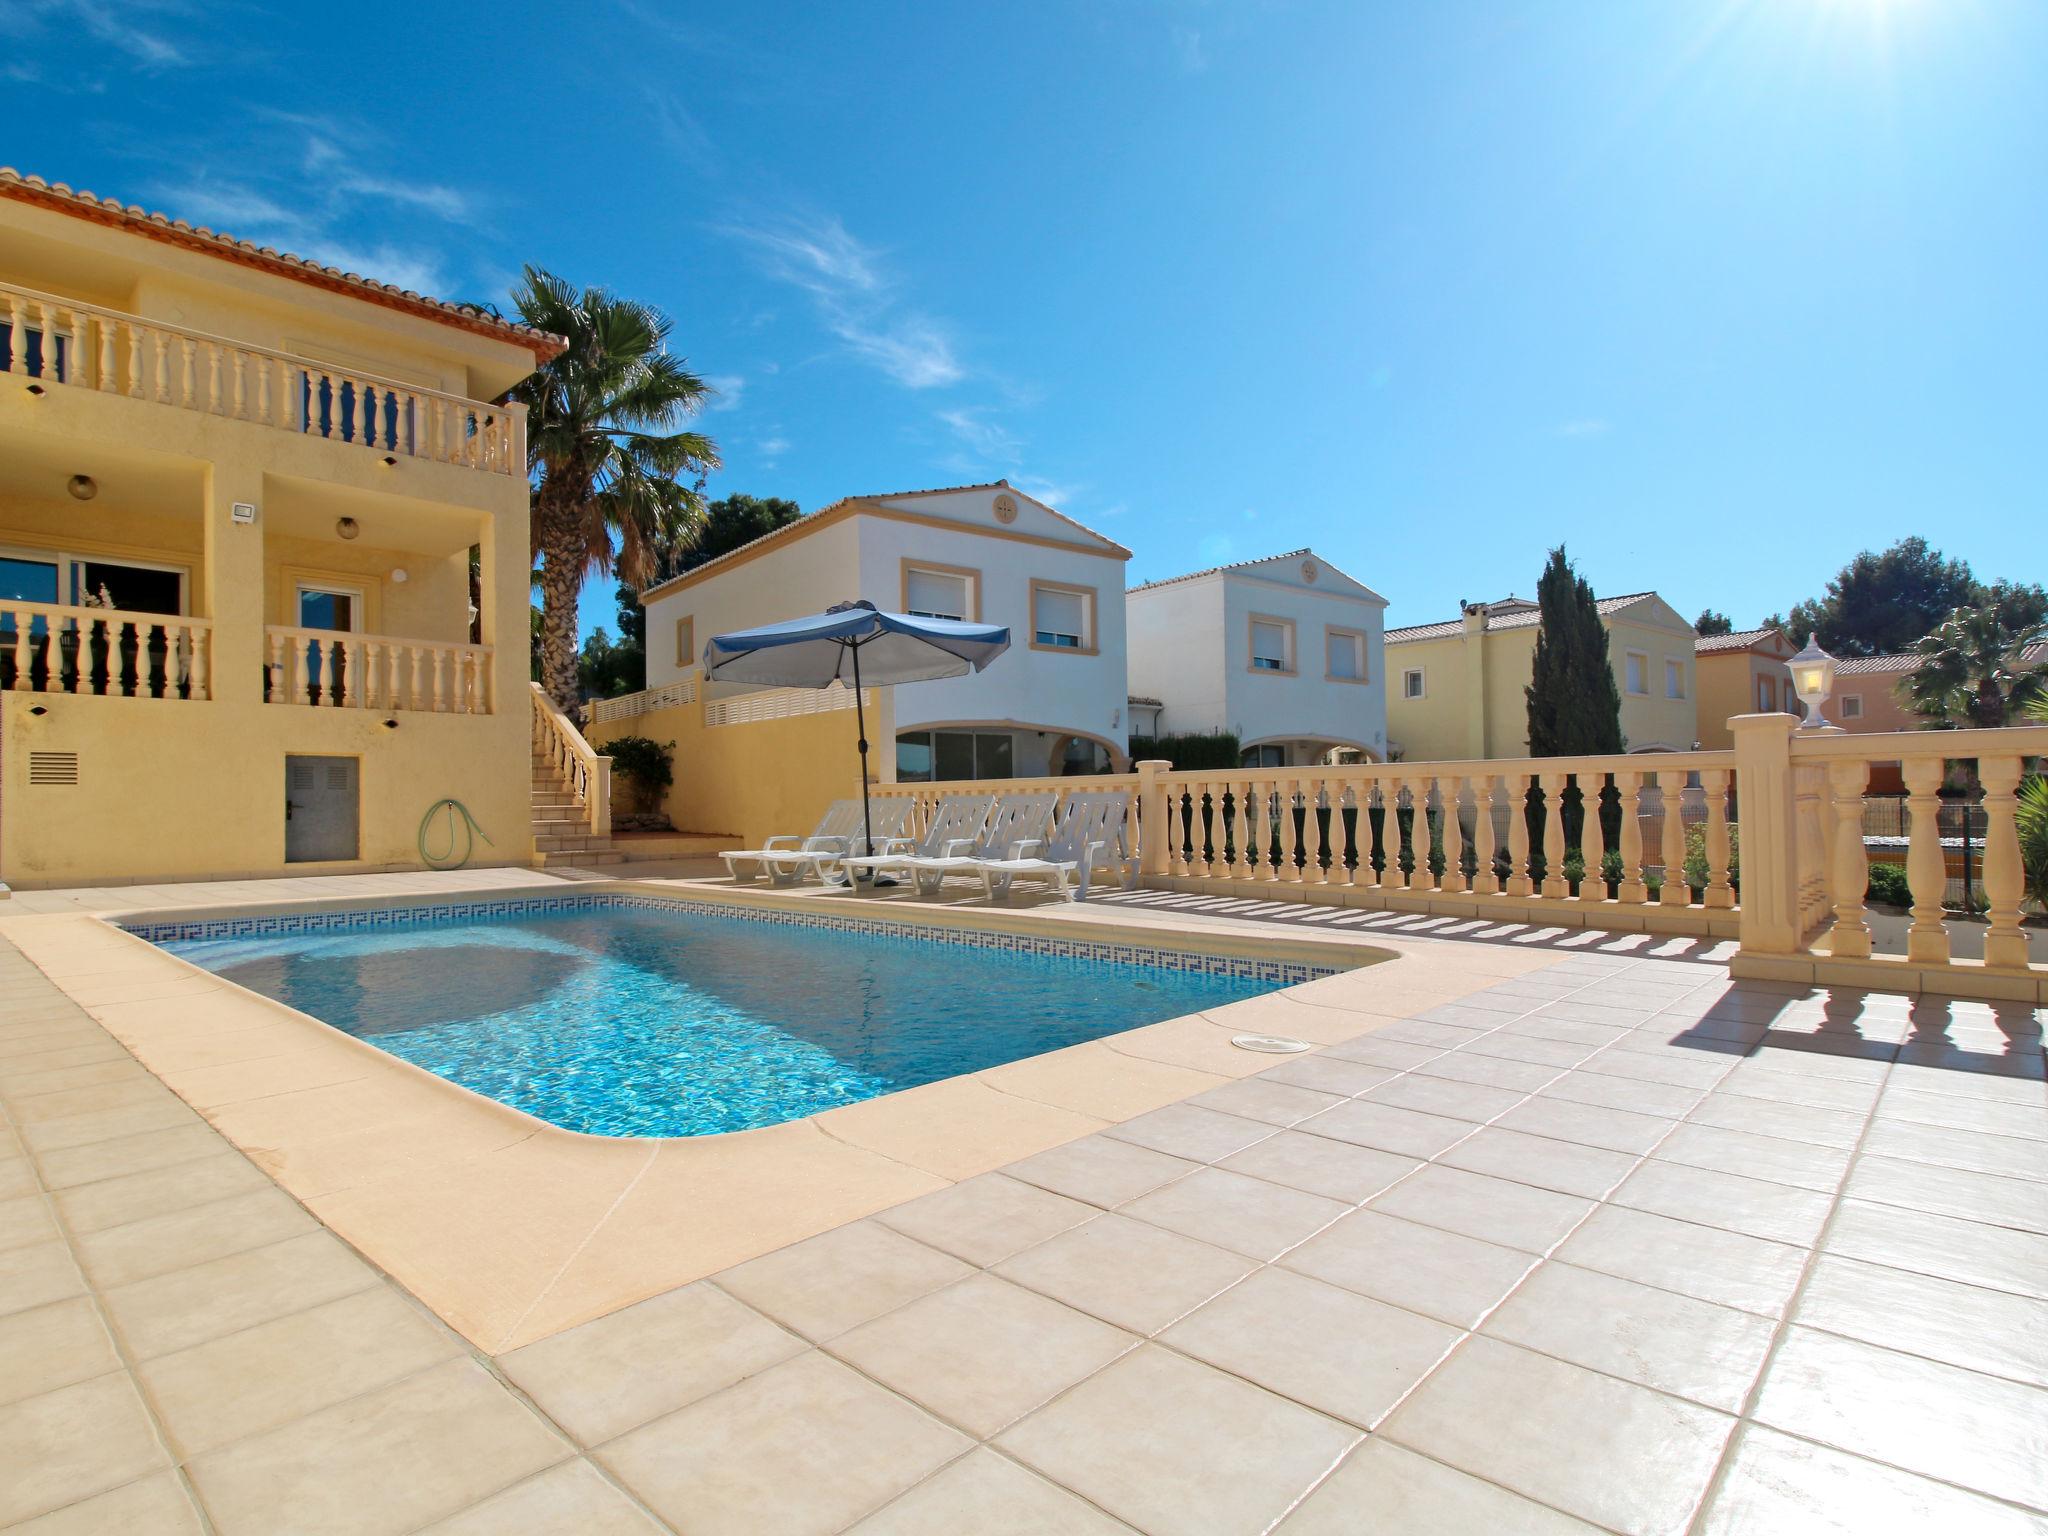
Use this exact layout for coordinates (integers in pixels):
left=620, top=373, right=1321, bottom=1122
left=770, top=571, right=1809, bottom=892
left=783, top=798, right=919, bottom=884
left=835, top=794, right=995, bottom=889
left=976, top=792, right=1137, bottom=903
left=720, top=799, right=868, bottom=885
left=873, top=793, right=1059, bottom=896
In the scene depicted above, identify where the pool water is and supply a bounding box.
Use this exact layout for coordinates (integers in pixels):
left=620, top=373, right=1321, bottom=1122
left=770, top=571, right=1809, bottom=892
left=161, top=902, right=1296, bottom=1137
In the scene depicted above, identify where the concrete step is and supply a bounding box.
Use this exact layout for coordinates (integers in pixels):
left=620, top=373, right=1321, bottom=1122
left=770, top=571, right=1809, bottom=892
left=535, top=850, right=626, bottom=868
left=536, top=835, right=617, bottom=854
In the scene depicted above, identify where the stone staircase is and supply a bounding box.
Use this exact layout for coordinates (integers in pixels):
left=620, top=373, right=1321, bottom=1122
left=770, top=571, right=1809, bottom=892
left=531, top=747, right=624, bottom=868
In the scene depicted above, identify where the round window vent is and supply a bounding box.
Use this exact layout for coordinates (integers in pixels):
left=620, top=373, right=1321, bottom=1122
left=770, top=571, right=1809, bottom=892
left=993, top=493, right=1018, bottom=524
left=1301, top=559, right=1319, bottom=583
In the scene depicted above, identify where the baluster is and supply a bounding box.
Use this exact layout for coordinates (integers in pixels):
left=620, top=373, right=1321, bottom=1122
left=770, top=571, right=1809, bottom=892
left=230, top=351, right=245, bottom=418
left=1465, top=775, right=1498, bottom=895
left=1334, top=783, right=1357, bottom=887
left=254, top=356, right=271, bottom=424
left=1241, top=779, right=1266, bottom=883
left=177, top=337, right=195, bottom=405
left=1, top=606, right=19, bottom=687
left=148, top=330, right=166, bottom=401
left=1827, top=760, right=1872, bottom=958
left=1797, top=762, right=1830, bottom=934
left=431, top=650, right=445, bottom=712
left=1441, top=776, right=1468, bottom=895
left=1272, top=776, right=1297, bottom=883
left=361, top=641, right=381, bottom=708
left=385, top=644, right=403, bottom=712
left=409, top=646, right=425, bottom=711
left=265, top=631, right=282, bottom=703
left=1703, top=767, right=1734, bottom=908
left=1498, top=773, right=1529, bottom=896
left=1901, top=757, right=1951, bottom=964
left=1185, top=782, right=1205, bottom=877
left=97, top=315, right=116, bottom=391
left=4, top=294, right=22, bottom=373
left=1394, top=778, right=1420, bottom=889
left=1979, top=755, right=2030, bottom=971
left=1658, top=770, right=1690, bottom=905
left=431, top=398, right=447, bottom=460
left=1537, top=772, right=1568, bottom=898
left=1616, top=771, right=1647, bottom=903
left=206, top=343, right=221, bottom=411
left=317, top=373, right=336, bottom=438
left=190, top=623, right=209, bottom=701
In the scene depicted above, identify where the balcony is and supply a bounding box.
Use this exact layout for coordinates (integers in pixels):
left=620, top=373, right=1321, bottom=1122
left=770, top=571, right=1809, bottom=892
left=2, top=279, right=525, bottom=476
left=264, top=626, right=494, bottom=714
left=1, top=599, right=211, bottom=701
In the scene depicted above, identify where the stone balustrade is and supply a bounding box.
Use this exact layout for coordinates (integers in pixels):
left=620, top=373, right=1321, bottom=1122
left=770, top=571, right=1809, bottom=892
left=3, top=280, right=524, bottom=474
left=530, top=683, right=611, bottom=835
left=0, top=600, right=211, bottom=701
left=264, top=627, right=492, bottom=714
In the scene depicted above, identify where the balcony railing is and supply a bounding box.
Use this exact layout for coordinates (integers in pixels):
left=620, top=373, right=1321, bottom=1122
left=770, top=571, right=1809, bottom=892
left=264, top=626, right=493, bottom=714
left=2, top=281, right=525, bottom=475
left=0, top=600, right=211, bottom=700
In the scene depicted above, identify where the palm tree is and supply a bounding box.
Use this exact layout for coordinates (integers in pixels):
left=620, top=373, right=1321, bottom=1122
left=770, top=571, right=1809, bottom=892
left=1904, top=597, right=2048, bottom=729
left=511, top=267, right=720, bottom=712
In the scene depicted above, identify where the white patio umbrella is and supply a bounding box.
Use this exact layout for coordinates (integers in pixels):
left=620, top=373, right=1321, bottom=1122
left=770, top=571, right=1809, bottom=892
left=702, top=599, right=1011, bottom=860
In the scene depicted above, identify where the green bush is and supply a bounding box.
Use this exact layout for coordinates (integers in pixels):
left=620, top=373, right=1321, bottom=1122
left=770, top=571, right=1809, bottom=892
left=1864, top=860, right=1913, bottom=908
left=1128, top=732, right=1241, bottom=771
left=1682, top=822, right=1740, bottom=896
left=2020, top=773, right=2048, bottom=911
left=604, top=735, right=674, bottom=815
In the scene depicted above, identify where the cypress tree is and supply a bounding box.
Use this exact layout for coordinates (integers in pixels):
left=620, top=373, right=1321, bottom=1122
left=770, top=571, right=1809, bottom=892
left=1526, top=545, right=1624, bottom=755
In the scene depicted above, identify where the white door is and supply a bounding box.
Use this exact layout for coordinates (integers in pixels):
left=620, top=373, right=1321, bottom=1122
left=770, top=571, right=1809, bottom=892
left=285, top=756, right=360, bottom=862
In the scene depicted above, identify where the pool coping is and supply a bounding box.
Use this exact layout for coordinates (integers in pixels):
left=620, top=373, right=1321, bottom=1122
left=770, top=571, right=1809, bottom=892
left=0, top=876, right=1566, bottom=1353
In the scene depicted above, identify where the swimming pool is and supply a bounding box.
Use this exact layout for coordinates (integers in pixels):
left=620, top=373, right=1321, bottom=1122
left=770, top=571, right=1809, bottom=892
left=150, top=896, right=1325, bottom=1137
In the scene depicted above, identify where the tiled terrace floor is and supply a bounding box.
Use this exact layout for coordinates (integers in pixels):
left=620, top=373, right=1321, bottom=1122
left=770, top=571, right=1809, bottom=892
left=4, top=917, right=2047, bottom=1532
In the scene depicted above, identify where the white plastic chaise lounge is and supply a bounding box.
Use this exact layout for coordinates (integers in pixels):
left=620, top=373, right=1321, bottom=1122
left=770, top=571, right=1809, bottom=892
left=834, top=794, right=994, bottom=890
left=720, top=799, right=867, bottom=885
left=887, top=793, right=1059, bottom=897
left=975, top=792, right=1138, bottom=903
left=783, top=797, right=917, bottom=885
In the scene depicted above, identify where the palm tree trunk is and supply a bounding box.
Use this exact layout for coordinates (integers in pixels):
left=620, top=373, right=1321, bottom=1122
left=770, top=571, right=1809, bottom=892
left=537, top=492, right=585, bottom=716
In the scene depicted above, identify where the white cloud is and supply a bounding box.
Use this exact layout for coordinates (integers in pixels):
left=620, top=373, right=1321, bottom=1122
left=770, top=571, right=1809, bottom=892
left=1011, top=474, right=1078, bottom=510
left=703, top=375, right=746, bottom=412
left=723, top=212, right=963, bottom=389
left=938, top=407, right=1022, bottom=462
left=70, top=1, right=187, bottom=67
left=1558, top=418, right=1611, bottom=438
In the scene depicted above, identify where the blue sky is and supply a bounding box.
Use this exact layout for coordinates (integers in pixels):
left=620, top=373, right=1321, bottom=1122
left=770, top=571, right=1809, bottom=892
left=7, top=0, right=2043, bottom=640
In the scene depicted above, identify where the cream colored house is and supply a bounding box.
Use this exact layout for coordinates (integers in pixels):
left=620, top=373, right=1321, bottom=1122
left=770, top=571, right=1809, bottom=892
left=0, top=170, right=555, bottom=888
left=1694, top=627, right=1796, bottom=750
left=1384, top=591, right=1698, bottom=760
left=638, top=482, right=1133, bottom=779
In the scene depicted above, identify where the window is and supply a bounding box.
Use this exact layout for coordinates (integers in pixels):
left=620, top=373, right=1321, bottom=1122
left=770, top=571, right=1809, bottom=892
left=1248, top=616, right=1294, bottom=673
left=674, top=615, right=695, bottom=668
left=1757, top=677, right=1775, bottom=712
left=901, top=561, right=976, bottom=621
left=1403, top=667, right=1426, bottom=700
left=895, top=730, right=1014, bottom=781
left=1031, top=582, right=1093, bottom=651
left=1842, top=693, right=1864, bottom=720
left=1665, top=658, right=1685, bottom=699
left=1325, top=627, right=1367, bottom=682
left=1625, top=651, right=1648, bottom=695
left=1241, top=744, right=1286, bottom=768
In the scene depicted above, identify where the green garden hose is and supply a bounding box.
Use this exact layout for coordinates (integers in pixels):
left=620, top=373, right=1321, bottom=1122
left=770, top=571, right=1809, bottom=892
left=419, top=799, right=494, bottom=870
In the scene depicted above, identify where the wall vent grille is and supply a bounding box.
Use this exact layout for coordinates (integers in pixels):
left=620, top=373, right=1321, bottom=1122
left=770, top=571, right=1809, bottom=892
left=29, top=751, right=80, bottom=786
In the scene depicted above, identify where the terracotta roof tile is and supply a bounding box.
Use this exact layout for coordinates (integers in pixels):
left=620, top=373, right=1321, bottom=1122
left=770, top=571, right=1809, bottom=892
left=1385, top=591, right=1659, bottom=644
left=0, top=167, right=563, bottom=360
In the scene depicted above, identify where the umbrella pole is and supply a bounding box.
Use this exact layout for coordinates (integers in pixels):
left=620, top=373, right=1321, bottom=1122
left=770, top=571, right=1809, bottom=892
left=851, top=639, right=874, bottom=861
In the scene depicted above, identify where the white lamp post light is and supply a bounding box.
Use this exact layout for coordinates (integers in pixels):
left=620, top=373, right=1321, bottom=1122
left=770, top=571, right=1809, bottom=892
left=1790, top=639, right=1838, bottom=728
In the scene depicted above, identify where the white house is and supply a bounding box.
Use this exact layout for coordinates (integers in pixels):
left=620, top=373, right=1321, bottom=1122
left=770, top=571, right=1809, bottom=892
left=638, top=482, right=1132, bottom=780
left=1126, top=549, right=1389, bottom=766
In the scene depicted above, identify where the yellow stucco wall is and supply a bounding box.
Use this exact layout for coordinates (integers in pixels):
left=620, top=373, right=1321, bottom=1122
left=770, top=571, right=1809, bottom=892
left=586, top=689, right=896, bottom=851
left=1, top=193, right=538, bottom=888
left=1387, top=599, right=1701, bottom=760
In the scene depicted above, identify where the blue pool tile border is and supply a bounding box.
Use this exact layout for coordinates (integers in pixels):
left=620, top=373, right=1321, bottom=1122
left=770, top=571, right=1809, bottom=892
left=126, top=893, right=1344, bottom=986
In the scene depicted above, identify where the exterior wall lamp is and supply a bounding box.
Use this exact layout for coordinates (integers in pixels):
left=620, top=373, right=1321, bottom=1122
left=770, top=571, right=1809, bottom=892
left=1790, top=639, right=1838, bottom=729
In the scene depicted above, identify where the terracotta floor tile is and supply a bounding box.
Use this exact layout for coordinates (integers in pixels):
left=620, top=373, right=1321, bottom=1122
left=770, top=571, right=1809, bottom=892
left=415, top=1460, right=667, bottom=1535
left=1218, top=1128, right=1420, bottom=1204
left=1793, top=1253, right=2048, bottom=1389
left=1822, top=1198, right=2048, bottom=1300
left=1844, top=1154, right=2048, bottom=1235
left=1121, top=1167, right=1350, bottom=1261
left=715, top=1220, right=972, bottom=1343
left=1437, top=1125, right=1638, bottom=1199
left=1558, top=1205, right=1807, bottom=1318
left=0, top=1296, right=120, bottom=1407
left=1370, top=1164, right=1594, bottom=1254
left=1183, top=1076, right=1347, bottom=1128
left=0, top=1471, right=205, bottom=1536
left=1003, top=1134, right=1200, bottom=1208
left=0, top=1373, right=169, bottom=1526
left=1275, top=1438, right=1603, bottom=1534
left=1293, top=1099, right=1474, bottom=1159
left=1103, top=1102, right=1277, bottom=1162
left=1610, top=1159, right=1832, bottom=1247
left=101, top=1230, right=381, bottom=1360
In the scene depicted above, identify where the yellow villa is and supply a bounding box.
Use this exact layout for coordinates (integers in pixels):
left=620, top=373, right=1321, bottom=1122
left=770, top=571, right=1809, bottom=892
left=0, top=170, right=561, bottom=889
left=1384, top=591, right=1699, bottom=759
left=1692, top=625, right=1796, bottom=749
